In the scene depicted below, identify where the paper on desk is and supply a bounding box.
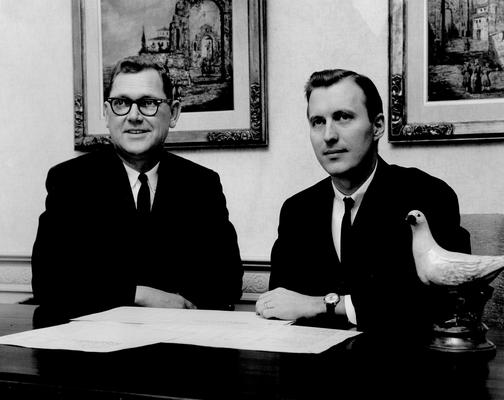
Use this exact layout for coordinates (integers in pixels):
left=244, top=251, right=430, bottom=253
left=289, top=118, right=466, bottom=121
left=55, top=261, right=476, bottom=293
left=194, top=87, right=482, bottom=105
left=72, top=306, right=293, bottom=326
left=0, top=321, right=161, bottom=352
left=153, top=322, right=361, bottom=353
left=0, top=308, right=361, bottom=353
left=72, top=307, right=359, bottom=353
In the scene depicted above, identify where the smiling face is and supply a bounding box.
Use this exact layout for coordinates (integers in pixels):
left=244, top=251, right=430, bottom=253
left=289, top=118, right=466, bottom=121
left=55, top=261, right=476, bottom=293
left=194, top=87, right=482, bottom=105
left=307, top=78, right=384, bottom=193
left=105, top=68, right=180, bottom=169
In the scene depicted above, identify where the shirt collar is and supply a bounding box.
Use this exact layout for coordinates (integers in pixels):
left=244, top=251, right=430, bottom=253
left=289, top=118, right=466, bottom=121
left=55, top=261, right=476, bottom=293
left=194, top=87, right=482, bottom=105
left=331, top=161, right=378, bottom=207
left=123, top=162, right=160, bottom=191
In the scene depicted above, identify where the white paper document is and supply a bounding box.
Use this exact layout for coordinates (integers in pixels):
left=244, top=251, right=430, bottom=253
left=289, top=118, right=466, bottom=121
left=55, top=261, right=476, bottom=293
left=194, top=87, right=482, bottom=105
left=72, top=306, right=293, bottom=326
left=0, top=321, right=162, bottom=352
left=0, top=307, right=361, bottom=354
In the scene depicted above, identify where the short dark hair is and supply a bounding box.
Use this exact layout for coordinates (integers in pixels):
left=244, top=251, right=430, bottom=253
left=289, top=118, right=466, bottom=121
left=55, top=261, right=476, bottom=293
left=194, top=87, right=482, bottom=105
left=104, top=55, right=174, bottom=100
left=305, top=69, right=383, bottom=122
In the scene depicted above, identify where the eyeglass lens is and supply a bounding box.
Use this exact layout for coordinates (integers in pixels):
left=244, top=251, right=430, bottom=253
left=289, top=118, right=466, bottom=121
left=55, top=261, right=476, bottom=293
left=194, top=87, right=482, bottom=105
left=109, top=98, right=164, bottom=116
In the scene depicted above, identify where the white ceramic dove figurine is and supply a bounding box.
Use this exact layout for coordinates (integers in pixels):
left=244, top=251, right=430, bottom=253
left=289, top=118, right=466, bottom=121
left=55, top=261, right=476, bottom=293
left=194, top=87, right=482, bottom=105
left=406, top=210, right=504, bottom=286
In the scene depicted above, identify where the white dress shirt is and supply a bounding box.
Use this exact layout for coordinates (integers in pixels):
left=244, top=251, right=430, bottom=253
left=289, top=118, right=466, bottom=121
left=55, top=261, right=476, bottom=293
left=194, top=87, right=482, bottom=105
left=123, top=162, right=160, bottom=209
left=331, top=162, right=378, bottom=325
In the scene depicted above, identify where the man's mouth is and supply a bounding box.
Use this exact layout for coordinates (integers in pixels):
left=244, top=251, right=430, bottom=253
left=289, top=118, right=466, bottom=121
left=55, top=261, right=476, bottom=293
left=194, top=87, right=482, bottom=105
left=124, top=129, right=149, bottom=135
left=324, top=149, right=346, bottom=156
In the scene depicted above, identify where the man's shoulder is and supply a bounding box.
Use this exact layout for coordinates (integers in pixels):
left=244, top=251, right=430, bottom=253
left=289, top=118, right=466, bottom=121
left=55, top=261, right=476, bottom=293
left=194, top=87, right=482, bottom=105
left=384, top=162, right=453, bottom=191
left=161, top=151, right=217, bottom=179
left=283, top=177, right=333, bottom=207
left=48, top=148, right=116, bottom=177
left=49, top=149, right=219, bottom=179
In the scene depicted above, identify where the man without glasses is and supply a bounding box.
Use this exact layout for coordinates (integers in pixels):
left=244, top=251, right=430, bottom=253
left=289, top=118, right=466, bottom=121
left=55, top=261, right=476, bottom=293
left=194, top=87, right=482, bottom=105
left=256, top=69, right=469, bottom=335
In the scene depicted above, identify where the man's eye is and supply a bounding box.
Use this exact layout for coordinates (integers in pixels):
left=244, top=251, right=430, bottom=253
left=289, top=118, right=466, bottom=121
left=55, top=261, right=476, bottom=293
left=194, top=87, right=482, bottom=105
left=141, top=99, right=157, bottom=107
left=114, top=99, right=128, bottom=106
left=334, top=112, right=352, bottom=121
left=311, top=118, right=325, bottom=128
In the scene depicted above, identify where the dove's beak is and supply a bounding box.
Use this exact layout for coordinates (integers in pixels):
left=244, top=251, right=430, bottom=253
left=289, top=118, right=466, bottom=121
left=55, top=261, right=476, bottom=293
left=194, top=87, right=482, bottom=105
left=406, top=215, right=417, bottom=226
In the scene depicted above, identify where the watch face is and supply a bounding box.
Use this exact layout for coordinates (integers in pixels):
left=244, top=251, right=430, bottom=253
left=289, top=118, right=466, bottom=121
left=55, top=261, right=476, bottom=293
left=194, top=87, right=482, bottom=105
left=325, top=293, right=340, bottom=304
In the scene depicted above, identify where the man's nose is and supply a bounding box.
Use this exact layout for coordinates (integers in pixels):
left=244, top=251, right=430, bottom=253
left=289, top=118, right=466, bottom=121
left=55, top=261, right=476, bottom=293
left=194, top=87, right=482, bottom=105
left=126, top=103, right=143, bottom=122
left=323, top=120, right=338, bottom=142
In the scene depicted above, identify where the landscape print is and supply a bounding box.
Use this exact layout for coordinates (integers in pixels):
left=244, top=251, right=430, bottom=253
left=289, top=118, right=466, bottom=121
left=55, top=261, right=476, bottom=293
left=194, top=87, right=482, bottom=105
left=428, top=0, right=504, bottom=101
left=101, top=0, right=233, bottom=112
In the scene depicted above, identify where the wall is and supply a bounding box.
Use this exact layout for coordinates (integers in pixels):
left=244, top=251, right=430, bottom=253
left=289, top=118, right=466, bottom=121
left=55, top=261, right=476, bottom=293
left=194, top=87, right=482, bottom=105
left=1, top=0, right=504, bottom=301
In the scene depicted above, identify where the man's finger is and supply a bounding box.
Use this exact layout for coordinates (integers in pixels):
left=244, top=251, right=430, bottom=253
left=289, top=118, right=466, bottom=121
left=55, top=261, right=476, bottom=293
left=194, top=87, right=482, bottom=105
left=261, top=307, right=276, bottom=319
left=185, top=299, right=197, bottom=309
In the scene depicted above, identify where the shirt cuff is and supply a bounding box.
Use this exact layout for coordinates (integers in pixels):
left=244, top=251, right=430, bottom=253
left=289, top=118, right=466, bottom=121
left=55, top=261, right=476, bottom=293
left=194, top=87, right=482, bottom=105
left=344, top=295, right=357, bottom=325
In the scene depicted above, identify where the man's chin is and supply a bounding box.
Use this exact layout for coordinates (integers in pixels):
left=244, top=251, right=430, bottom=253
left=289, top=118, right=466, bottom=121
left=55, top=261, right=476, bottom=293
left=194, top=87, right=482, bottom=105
left=119, top=136, right=153, bottom=152
left=322, top=162, right=349, bottom=178
left=113, top=142, right=151, bottom=159
left=124, top=146, right=150, bottom=156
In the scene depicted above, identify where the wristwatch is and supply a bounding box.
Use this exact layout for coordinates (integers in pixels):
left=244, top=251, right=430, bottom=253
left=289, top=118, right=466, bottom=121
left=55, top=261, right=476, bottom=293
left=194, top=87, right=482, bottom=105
left=324, top=293, right=340, bottom=314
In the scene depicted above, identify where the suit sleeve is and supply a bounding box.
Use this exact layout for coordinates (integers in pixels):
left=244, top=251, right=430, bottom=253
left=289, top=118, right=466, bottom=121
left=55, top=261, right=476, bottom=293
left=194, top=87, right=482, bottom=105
left=269, top=200, right=293, bottom=290
left=31, top=165, right=136, bottom=320
left=418, top=179, right=472, bottom=330
left=31, top=166, right=67, bottom=306
left=354, top=176, right=471, bottom=334
left=270, top=196, right=356, bottom=329
left=424, top=181, right=471, bottom=254
left=179, top=172, right=243, bottom=310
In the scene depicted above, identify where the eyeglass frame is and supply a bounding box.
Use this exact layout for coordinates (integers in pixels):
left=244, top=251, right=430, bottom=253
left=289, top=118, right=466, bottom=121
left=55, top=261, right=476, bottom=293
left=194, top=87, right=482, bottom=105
left=106, top=97, right=172, bottom=117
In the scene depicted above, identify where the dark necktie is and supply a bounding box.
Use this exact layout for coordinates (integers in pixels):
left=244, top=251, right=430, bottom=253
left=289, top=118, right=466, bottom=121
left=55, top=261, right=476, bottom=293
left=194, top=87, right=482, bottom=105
left=137, top=173, right=150, bottom=217
left=340, top=196, right=355, bottom=264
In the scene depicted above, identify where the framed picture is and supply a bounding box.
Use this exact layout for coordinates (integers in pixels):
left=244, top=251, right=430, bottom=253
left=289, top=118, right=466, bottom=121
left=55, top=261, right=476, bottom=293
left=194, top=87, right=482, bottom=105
left=389, top=0, right=504, bottom=143
left=72, top=0, right=267, bottom=150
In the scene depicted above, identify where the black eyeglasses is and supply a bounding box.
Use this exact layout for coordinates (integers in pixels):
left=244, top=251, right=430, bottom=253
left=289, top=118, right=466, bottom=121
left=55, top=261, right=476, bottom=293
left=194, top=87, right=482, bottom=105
left=106, top=97, right=171, bottom=116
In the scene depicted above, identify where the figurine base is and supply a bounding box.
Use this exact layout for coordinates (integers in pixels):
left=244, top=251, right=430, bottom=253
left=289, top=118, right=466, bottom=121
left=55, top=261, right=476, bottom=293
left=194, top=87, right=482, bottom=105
left=426, top=323, right=496, bottom=356
left=427, top=335, right=496, bottom=354
left=426, top=284, right=497, bottom=357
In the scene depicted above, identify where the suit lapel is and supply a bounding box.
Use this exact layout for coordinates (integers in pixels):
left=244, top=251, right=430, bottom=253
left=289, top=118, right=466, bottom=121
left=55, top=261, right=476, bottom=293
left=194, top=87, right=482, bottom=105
left=352, top=157, right=390, bottom=232
left=350, top=158, right=396, bottom=280
left=151, top=152, right=177, bottom=217
left=151, top=153, right=166, bottom=216
left=101, top=150, right=137, bottom=214
left=315, top=177, right=340, bottom=265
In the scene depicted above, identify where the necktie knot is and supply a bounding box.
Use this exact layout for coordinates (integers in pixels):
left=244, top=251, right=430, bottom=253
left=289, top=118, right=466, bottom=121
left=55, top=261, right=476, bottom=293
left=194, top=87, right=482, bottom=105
left=343, top=196, right=354, bottom=214
left=139, top=173, right=148, bottom=185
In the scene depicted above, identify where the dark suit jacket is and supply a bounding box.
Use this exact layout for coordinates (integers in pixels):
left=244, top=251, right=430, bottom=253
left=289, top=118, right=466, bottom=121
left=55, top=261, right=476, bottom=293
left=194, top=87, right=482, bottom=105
left=32, top=148, right=243, bottom=320
left=269, top=157, right=470, bottom=334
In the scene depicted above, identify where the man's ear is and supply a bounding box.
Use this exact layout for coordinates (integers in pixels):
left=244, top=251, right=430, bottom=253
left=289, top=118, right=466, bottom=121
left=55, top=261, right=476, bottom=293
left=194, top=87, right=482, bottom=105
left=169, top=100, right=181, bottom=128
left=372, top=113, right=385, bottom=141
left=104, top=102, right=111, bottom=129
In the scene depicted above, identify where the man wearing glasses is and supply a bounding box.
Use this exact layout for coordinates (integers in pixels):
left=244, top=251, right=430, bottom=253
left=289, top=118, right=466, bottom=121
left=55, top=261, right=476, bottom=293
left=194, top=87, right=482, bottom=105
left=31, top=56, right=243, bottom=322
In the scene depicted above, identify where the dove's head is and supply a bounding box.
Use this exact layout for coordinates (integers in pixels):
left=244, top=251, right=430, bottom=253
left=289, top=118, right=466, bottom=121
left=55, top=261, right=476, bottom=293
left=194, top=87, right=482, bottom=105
left=406, top=210, right=427, bottom=227
left=406, top=210, right=436, bottom=260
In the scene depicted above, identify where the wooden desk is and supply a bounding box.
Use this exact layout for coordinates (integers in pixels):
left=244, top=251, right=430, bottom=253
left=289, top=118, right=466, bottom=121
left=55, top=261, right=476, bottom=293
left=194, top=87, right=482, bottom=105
left=0, top=304, right=503, bottom=399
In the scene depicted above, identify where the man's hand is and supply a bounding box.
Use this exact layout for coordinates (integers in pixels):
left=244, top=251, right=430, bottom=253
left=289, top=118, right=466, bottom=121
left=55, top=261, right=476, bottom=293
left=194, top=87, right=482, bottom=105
left=255, top=287, right=325, bottom=320
left=135, top=286, right=196, bottom=309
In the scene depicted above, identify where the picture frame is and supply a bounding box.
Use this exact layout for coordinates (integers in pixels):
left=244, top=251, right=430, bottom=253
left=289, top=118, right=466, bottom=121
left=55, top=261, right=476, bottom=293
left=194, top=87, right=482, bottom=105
left=389, top=0, right=504, bottom=143
left=72, top=0, right=267, bottom=150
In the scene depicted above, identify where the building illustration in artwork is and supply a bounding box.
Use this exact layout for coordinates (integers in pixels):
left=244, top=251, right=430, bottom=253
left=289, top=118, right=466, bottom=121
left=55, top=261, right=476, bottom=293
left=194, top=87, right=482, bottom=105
left=101, top=0, right=233, bottom=112
left=136, top=0, right=232, bottom=109
left=427, top=0, right=504, bottom=100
